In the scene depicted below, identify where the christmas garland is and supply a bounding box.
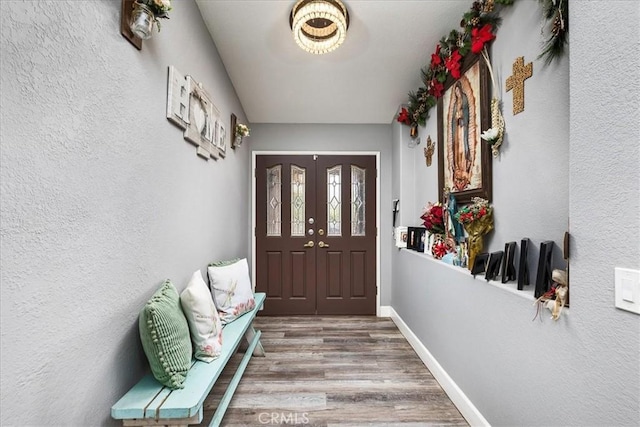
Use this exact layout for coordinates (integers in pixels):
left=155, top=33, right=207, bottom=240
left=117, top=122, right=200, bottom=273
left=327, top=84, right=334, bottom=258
left=538, top=0, right=568, bottom=66
left=397, top=0, right=568, bottom=129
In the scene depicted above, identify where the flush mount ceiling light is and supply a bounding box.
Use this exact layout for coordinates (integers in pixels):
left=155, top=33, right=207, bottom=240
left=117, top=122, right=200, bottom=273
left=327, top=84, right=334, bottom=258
left=289, top=0, right=350, bottom=55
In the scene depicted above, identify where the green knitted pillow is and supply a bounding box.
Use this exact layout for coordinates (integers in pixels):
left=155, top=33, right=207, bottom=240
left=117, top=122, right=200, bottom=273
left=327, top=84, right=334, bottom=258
left=139, top=280, right=193, bottom=389
left=208, top=258, right=241, bottom=267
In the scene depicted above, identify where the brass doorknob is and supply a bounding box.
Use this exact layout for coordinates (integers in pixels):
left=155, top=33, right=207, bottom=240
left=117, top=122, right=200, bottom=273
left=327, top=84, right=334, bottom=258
left=318, top=241, right=330, bottom=248
left=303, top=240, right=315, bottom=248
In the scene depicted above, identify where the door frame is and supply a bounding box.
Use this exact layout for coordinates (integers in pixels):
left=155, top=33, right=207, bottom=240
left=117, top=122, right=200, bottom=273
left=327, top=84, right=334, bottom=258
left=251, top=151, right=381, bottom=316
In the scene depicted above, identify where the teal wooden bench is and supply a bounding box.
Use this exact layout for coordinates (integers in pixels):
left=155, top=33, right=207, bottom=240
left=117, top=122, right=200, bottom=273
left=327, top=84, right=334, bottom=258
left=112, top=292, right=266, bottom=427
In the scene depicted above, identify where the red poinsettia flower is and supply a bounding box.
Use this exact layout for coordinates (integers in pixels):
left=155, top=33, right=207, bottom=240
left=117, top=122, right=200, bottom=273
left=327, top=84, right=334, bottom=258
left=430, top=44, right=442, bottom=67
left=428, top=79, right=444, bottom=98
left=397, top=107, right=411, bottom=125
left=471, top=24, right=495, bottom=54
left=445, top=50, right=462, bottom=79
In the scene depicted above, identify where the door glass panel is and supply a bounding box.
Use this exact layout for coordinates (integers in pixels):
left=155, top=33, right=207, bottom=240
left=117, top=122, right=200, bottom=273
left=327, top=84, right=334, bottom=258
left=266, top=165, right=282, bottom=237
left=291, top=165, right=306, bottom=237
left=351, top=166, right=366, bottom=236
left=327, top=165, right=342, bottom=236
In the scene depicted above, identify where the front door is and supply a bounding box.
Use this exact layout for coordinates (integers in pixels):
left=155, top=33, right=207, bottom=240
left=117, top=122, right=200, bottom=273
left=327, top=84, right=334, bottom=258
left=255, top=155, right=377, bottom=315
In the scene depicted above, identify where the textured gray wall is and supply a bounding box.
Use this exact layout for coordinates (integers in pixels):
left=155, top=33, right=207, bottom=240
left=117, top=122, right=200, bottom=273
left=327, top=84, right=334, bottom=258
left=392, top=1, right=640, bottom=426
left=1, top=1, right=250, bottom=425
left=250, top=124, right=393, bottom=306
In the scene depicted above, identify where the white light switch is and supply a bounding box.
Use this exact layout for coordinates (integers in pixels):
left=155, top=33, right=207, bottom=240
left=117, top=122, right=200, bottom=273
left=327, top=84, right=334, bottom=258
left=615, top=268, right=640, bottom=314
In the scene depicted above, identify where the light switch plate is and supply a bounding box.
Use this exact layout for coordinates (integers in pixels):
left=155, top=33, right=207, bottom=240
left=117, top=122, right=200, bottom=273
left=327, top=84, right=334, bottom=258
left=615, top=268, right=640, bottom=314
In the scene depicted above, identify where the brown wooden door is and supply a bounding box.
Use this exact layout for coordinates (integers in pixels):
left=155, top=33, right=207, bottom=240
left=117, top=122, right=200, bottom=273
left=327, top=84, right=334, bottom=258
left=255, top=155, right=377, bottom=315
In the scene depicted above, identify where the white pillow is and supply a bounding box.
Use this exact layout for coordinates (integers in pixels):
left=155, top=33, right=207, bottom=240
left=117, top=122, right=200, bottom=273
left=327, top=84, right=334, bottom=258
left=207, top=258, right=256, bottom=324
left=180, top=270, right=223, bottom=363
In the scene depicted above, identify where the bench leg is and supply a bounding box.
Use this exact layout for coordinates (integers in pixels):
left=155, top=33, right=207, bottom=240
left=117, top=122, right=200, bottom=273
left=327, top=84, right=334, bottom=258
left=209, top=330, right=262, bottom=427
left=244, top=325, right=265, bottom=357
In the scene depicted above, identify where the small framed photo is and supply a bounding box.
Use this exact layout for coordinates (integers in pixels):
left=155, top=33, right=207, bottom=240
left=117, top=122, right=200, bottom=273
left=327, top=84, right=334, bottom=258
left=218, top=122, right=227, bottom=158
left=395, top=226, right=408, bottom=248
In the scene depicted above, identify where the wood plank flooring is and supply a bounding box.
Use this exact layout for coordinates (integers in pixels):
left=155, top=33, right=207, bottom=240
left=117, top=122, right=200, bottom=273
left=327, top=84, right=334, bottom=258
left=199, top=316, right=468, bottom=427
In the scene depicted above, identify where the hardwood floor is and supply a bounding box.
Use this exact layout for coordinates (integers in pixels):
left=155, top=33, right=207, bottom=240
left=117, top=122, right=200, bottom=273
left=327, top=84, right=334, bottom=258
left=200, top=316, right=468, bottom=427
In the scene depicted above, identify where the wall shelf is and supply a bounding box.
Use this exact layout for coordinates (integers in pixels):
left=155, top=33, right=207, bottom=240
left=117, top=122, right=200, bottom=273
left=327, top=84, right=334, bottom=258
left=400, top=248, right=538, bottom=303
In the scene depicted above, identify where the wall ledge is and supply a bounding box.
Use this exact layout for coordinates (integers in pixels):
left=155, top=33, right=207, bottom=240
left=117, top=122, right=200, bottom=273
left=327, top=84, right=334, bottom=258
left=389, top=306, right=490, bottom=427
left=400, top=248, right=540, bottom=303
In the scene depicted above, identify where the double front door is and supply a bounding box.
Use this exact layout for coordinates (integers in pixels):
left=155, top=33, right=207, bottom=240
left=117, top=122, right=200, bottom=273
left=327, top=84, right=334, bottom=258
left=255, top=155, right=377, bottom=315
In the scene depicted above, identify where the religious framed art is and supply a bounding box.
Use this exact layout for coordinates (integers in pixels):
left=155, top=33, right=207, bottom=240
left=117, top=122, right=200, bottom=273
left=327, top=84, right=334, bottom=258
left=437, top=53, right=492, bottom=204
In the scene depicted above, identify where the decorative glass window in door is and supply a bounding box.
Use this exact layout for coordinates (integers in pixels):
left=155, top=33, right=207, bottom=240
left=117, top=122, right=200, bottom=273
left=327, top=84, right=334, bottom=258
left=351, top=166, right=366, bottom=236
left=266, top=165, right=282, bottom=237
left=291, top=165, right=306, bottom=237
left=327, top=165, right=342, bottom=236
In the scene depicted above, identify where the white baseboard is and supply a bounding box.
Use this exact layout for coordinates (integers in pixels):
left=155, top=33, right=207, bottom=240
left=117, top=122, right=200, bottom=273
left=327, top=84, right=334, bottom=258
left=378, top=305, right=392, bottom=317
left=389, top=307, right=490, bottom=427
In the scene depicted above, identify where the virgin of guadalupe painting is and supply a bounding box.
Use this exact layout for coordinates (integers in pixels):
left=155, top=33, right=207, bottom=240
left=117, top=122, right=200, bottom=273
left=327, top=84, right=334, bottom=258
left=438, top=55, right=492, bottom=204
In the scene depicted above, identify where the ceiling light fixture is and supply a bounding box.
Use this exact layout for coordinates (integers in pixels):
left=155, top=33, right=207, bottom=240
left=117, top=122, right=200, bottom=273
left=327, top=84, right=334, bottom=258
left=289, top=0, right=350, bottom=55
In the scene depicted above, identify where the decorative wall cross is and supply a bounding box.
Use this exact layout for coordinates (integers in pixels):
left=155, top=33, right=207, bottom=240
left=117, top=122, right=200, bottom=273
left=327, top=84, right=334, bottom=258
left=424, top=135, right=435, bottom=167
left=505, top=56, right=533, bottom=115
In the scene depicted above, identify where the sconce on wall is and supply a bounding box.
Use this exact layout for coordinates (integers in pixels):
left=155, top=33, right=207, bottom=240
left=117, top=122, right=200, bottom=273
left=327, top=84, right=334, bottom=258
left=289, top=0, right=350, bottom=55
left=121, top=0, right=172, bottom=50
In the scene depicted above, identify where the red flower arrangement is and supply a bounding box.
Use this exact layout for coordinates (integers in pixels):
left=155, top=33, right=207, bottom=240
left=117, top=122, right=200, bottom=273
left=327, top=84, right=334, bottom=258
left=454, top=197, right=494, bottom=270
left=396, top=107, right=411, bottom=125
left=420, top=202, right=445, bottom=235
left=454, top=197, right=492, bottom=224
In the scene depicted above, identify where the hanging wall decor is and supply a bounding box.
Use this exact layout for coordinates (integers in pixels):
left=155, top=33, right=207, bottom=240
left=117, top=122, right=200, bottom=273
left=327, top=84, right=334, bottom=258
left=217, top=121, right=227, bottom=158
left=183, top=76, right=220, bottom=160
left=424, top=136, right=435, bottom=167
left=437, top=54, right=492, bottom=204
left=121, top=0, right=172, bottom=49
left=505, top=56, right=533, bottom=115
left=397, top=0, right=566, bottom=131
left=166, top=66, right=191, bottom=129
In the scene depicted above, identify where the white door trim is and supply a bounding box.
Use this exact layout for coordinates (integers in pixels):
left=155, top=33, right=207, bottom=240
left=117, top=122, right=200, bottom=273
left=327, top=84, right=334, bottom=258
left=251, top=151, right=382, bottom=316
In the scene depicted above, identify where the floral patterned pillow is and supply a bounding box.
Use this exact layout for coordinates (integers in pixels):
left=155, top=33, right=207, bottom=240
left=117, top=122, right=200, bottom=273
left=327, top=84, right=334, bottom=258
left=207, top=259, right=256, bottom=324
left=180, top=270, right=223, bottom=363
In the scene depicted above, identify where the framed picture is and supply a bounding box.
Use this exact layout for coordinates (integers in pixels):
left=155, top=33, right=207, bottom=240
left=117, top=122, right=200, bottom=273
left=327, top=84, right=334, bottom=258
left=230, top=113, right=239, bottom=149
left=437, top=53, right=492, bottom=204
left=395, top=226, right=408, bottom=248
left=218, top=122, right=227, bottom=157
left=184, top=76, right=219, bottom=160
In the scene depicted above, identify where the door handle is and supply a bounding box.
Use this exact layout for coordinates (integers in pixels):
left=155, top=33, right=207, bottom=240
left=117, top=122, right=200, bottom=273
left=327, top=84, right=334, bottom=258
left=303, top=240, right=315, bottom=248
left=318, top=241, right=330, bottom=248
